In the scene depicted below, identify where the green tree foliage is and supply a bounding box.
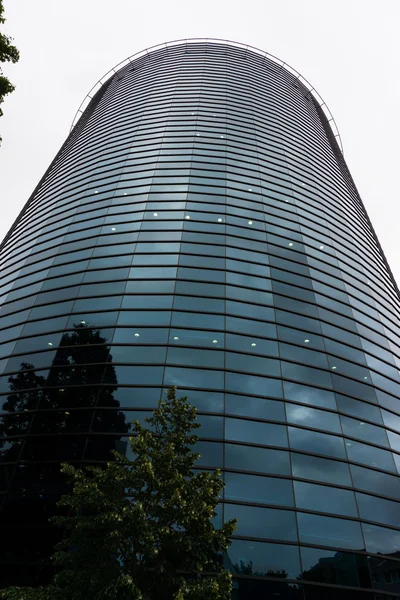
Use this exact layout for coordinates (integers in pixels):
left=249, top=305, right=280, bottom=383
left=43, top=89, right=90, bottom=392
left=0, top=0, right=19, bottom=142
left=1, top=387, right=237, bottom=600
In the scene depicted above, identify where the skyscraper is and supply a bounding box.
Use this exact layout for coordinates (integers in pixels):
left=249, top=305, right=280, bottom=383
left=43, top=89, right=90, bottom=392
left=1, top=38, right=400, bottom=598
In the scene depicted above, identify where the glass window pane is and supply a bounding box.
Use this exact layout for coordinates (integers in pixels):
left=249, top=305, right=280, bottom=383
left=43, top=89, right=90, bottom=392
left=294, top=481, right=358, bottom=517
left=226, top=334, right=278, bottom=356
left=289, top=427, right=346, bottom=459
left=336, top=394, right=382, bottom=423
left=121, top=295, right=173, bottom=310
left=112, top=327, right=169, bottom=344
left=341, top=416, right=389, bottom=447
left=282, top=361, right=333, bottom=389
left=225, top=443, right=291, bottom=476
left=171, top=311, right=224, bottom=330
left=226, top=417, right=288, bottom=447
left=227, top=539, right=301, bottom=580
left=112, top=366, right=164, bottom=385
left=291, top=453, right=352, bottom=486
left=345, top=439, right=396, bottom=472
left=300, top=546, right=369, bottom=588
left=283, top=381, right=336, bottom=409
left=168, top=329, right=224, bottom=348
left=286, top=404, right=341, bottom=433
left=356, top=493, right=400, bottom=528
left=178, top=388, right=224, bottom=413
left=225, top=352, right=280, bottom=376
left=117, top=311, right=171, bottom=327
left=362, top=522, right=400, bottom=555
left=225, top=503, right=297, bottom=541
left=226, top=372, right=282, bottom=398
left=226, top=317, right=277, bottom=339
left=225, top=472, right=294, bottom=506
left=225, top=394, right=285, bottom=421
left=350, top=465, right=400, bottom=499
left=164, top=367, right=224, bottom=390
left=110, top=345, right=167, bottom=364
left=368, top=554, right=400, bottom=593
left=196, top=415, right=223, bottom=439
left=297, top=512, right=364, bottom=549
left=166, top=347, right=224, bottom=368
left=195, top=441, right=223, bottom=468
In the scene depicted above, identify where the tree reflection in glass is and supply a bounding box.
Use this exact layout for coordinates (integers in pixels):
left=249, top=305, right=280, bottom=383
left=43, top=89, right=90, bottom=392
left=0, top=323, right=130, bottom=587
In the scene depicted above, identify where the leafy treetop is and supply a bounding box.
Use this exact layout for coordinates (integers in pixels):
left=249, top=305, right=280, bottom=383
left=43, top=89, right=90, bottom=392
left=0, top=0, right=19, bottom=143
left=1, top=387, right=237, bottom=600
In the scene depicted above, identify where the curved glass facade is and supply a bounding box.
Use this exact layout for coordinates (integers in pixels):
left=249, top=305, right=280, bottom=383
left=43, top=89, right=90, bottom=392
left=1, top=40, right=400, bottom=598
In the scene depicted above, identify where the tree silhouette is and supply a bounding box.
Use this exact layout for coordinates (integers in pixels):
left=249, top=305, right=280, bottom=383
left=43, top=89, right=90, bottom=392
left=230, top=560, right=301, bottom=600
left=0, top=323, right=129, bottom=587
left=234, top=559, right=288, bottom=579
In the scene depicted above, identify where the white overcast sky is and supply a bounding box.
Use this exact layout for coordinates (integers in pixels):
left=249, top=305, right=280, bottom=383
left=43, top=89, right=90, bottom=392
left=0, top=0, right=399, bottom=285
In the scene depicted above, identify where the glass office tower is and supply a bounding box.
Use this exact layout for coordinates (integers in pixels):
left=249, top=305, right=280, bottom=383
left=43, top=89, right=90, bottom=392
left=1, top=39, right=400, bottom=598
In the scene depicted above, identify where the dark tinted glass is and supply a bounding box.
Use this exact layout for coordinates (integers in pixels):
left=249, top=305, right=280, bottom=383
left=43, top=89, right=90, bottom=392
left=227, top=539, right=301, bottom=580
left=225, top=472, right=294, bottom=506
left=226, top=418, right=288, bottom=447
left=294, top=481, right=358, bottom=517
left=356, top=492, right=400, bottom=528
left=225, top=444, right=291, bottom=475
left=225, top=503, right=297, bottom=541
left=289, top=427, right=346, bottom=459
left=362, top=522, right=400, bottom=555
left=350, top=464, right=400, bottom=499
left=297, top=513, right=364, bottom=549
left=291, top=453, right=352, bottom=486
left=300, top=546, right=371, bottom=588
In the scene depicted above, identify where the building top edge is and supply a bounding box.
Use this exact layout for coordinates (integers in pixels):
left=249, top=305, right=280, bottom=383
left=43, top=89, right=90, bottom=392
left=69, top=38, right=343, bottom=155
